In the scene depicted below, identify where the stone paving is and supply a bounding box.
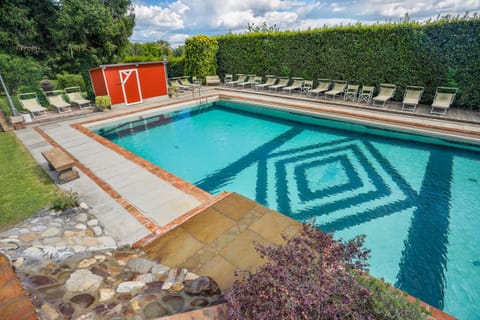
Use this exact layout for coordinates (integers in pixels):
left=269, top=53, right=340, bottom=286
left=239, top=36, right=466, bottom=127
left=0, top=203, right=224, bottom=320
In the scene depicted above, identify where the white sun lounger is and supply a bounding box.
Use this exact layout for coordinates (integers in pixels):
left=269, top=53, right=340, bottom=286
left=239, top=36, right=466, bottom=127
left=18, top=92, right=48, bottom=119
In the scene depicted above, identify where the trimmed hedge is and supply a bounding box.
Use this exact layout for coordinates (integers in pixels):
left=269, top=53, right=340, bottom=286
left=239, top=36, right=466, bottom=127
left=214, top=17, right=480, bottom=109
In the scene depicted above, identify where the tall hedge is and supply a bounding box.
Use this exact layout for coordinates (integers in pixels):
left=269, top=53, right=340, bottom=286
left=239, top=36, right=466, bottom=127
left=213, top=17, right=480, bottom=109
left=184, top=35, right=218, bottom=82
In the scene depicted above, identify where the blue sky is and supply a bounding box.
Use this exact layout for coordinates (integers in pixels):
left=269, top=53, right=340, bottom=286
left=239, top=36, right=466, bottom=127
left=131, top=0, right=480, bottom=46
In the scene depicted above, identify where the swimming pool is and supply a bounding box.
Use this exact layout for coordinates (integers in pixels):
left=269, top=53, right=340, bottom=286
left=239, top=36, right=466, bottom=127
left=94, top=100, right=480, bottom=319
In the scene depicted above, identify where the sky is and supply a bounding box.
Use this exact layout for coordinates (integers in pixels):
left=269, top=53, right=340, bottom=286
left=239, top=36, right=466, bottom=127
left=131, top=0, right=480, bottom=46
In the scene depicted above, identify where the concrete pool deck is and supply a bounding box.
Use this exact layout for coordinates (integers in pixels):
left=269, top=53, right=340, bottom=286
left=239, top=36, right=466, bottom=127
left=13, top=86, right=480, bottom=247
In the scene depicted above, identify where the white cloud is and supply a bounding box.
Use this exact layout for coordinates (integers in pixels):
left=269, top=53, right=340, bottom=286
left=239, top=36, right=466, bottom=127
left=356, top=0, right=480, bottom=17
left=130, top=0, right=480, bottom=43
left=134, top=2, right=188, bottom=30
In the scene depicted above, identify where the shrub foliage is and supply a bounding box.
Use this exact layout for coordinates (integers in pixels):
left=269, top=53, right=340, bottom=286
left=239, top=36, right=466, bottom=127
left=226, top=223, right=429, bottom=320
left=184, top=35, right=218, bottom=82
left=215, top=16, right=480, bottom=109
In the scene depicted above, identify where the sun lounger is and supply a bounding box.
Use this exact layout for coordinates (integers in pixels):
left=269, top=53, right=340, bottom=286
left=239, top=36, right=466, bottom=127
left=224, top=74, right=233, bottom=86
left=179, top=77, right=199, bottom=87
left=169, top=79, right=193, bottom=93
left=344, top=84, right=360, bottom=102
left=65, top=86, right=91, bottom=108
left=236, top=75, right=257, bottom=88
left=18, top=92, right=48, bottom=119
left=308, top=79, right=331, bottom=97
left=226, top=74, right=247, bottom=87
left=269, top=78, right=290, bottom=92
left=358, top=86, right=375, bottom=104
left=205, top=75, right=221, bottom=86
left=430, top=87, right=457, bottom=115
left=324, top=80, right=347, bottom=100
left=45, top=90, right=72, bottom=113
left=302, top=80, right=313, bottom=95
left=282, top=77, right=304, bottom=95
left=372, top=83, right=396, bottom=107
left=402, top=86, right=424, bottom=112
left=255, top=76, right=277, bottom=91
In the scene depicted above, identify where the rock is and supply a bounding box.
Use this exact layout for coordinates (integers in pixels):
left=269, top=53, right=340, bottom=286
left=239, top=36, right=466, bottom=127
left=79, top=202, right=89, bottom=211
left=87, top=219, right=98, bottom=226
left=31, top=225, right=47, bottom=232
left=72, top=245, right=86, bottom=253
left=65, top=269, right=103, bottom=292
left=75, top=223, right=87, bottom=230
left=116, top=270, right=135, bottom=281
left=41, top=227, right=60, bottom=238
left=163, top=295, right=185, bottom=313
left=184, top=276, right=221, bottom=297
left=161, top=278, right=174, bottom=290
left=93, top=226, right=103, bottom=236
left=176, top=268, right=188, bottom=282
left=26, top=275, right=56, bottom=287
left=143, top=302, right=168, bottom=319
left=23, top=246, right=43, bottom=256
left=93, top=303, right=117, bottom=316
left=59, top=302, right=75, bottom=318
left=96, top=236, right=116, bottom=249
left=39, top=284, right=66, bottom=300
left=91, top=266, right=110, bottom=278
left=145, top=281, right=164, bottom=294
left=41, top=303, right=61, bottom=320
left=19, top=232, right=38, bottom=242
left=74, top=213, right=88, bottom=222
left=62, top=230, right=74, bottom=238
left=71, top=293, right=95, bottom=308
left=116, top=294, right=132, bottom=302
left=184, top=272, right=199, bottom=281
left=99, top=288, right=115, bottom=302
left=13, top=257, right=24, bottom=268
left=151, top=264, right=169, bottom=278
left=95, top=254, right=106, bottom=261
left=127, top=258, right=156, bottom=273
left=190, top=297, right=209, bottom=307
left=75, top=312, right=96, bottom=320
left=135, top=273, right=155, bottom=283
left=0, top=238, right=21, bottom=243
left=0, top=242, right=18, bottom=250
left=130, top=299, right=142, bottom=312
left=116, top=281, right=145, bottom=295
left=43, top=237, right=62, bottom=244
left=169, top=282, right=184, bottom=292
left=78, top=257, right=97, bottom=268
left=60, top=207, right=77, bottom=216
left=83, top=237, right=97, bottom=247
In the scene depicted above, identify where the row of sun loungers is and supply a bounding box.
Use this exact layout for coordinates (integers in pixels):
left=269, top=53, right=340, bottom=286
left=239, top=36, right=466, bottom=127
left=223, top=74, right=458, bottom=115
left=18, top=86, right=91, bottom=119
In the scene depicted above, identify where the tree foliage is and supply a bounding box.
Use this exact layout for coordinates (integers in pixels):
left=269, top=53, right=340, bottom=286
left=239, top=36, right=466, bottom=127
left=184, top=35, right=218, bottom=81
left=0, top=0, right=135, bottom=92
left=216, top=15, right=480, bottom=110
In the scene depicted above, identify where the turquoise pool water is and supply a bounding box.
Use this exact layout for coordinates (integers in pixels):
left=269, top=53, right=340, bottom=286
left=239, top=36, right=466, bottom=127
left=96, top=101, right=480, bottom=319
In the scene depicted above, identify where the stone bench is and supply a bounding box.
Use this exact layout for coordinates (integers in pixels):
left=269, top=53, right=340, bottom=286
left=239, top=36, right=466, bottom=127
left=41, top=147, right=79, bottom=183
left=205, top=75, right=221, bottom=86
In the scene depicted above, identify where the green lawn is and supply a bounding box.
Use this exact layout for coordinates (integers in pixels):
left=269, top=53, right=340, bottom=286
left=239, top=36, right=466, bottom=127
left=0, top=132, right=56, bottom=229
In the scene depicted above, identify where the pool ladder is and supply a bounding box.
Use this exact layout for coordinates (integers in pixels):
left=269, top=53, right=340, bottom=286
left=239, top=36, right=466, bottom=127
left=197, top=97, right=208, bottom=105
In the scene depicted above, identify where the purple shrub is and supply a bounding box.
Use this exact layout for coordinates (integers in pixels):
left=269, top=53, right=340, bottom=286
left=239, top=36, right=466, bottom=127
left=226, top=223, right=373, bottom=319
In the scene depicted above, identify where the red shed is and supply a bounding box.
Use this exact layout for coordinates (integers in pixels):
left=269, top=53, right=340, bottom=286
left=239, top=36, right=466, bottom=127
left=88, top=61, right=168, bottom=108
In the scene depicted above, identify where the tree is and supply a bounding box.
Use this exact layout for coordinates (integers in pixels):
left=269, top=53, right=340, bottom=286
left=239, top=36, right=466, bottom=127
left=51, top=0, right=135, bottom=73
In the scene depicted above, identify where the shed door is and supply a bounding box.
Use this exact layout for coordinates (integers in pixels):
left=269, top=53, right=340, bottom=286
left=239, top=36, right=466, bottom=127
left=120, top=69, right=142, bottom=105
